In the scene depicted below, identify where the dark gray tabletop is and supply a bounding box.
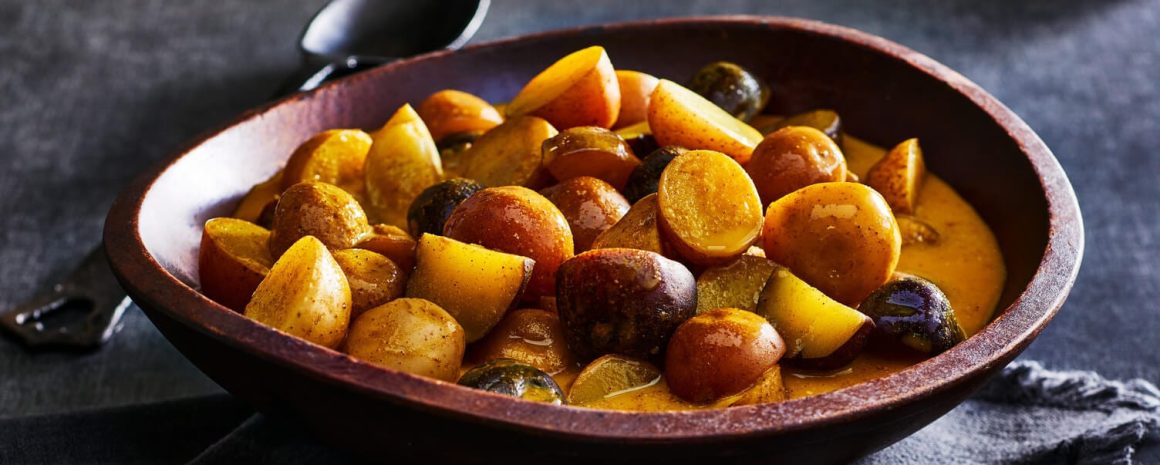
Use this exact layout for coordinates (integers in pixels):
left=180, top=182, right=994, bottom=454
left=1, top=0, right=1157, bottom=457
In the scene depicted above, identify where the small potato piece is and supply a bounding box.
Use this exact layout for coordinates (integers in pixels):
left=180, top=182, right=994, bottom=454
left=469, top=308, right=575, bottom=375
left=568, top=354, right=662, bottom=405
left=268, top=182, right=371, bottom=259
left=281, top=129, right=373, bottom=194
left=460, top=116, right=557, bottom=188
left=542, top=126, right=642, bottom=188
left=364, top=104, right=444, bottom=227
left=730, top=365, right=787, bottom=406
left=458, top=359, right=565, bottom=404
left=749, top=114, right=785, bottom=135
left=590, top=193, right=668, bottom=256
left=443, top=186, right=573, bottom=299
left=665, top=308, right=785, bottom=403
left=860, top=276, right=965, bottom=355
left=354, top=224, right=417, bottom=273
left=756, top=266, right=874, bottom=369
left=622, top=146, right=687, bottom=204
left=648, top=79, right=763, bottom=163
left=746, top=126, right=848, bottom=206
left=436, top=131, right=481, bottom=178
left=333, top=249, right=405, bottom=317
left=417, top=89, right=504, bottom=142
left=233, top=172, right=283, bottom=225
left=657, top=150, right=763, bottom=266
left=406, top=234, right=534, bottom=342
left=762, top=182, right=902, bottom=305
left=614, top=120, right=660, bottom=157
left=198, top=217, right=274, bottom=312
left=613, top=70, right=660, bottom=129
left=695, top=255, right=777, bottom=314
left=506, top=46, right=620, bottom=129
left=770, top=109, right=843, bottom=143
left=245, top=236, right=351, bottom=349
left=556, top=248, right=697, bottom=362
left=539, top=176, right=630, bottom=252
left=346, top=298, right=465, bottom=381
left=687, top=61, right=769, bottom=121
left=406, top=178, right=484, bottom=237
left=865, top=138, right=926, bottom=214
left=897, top=214, right=941, bottom=246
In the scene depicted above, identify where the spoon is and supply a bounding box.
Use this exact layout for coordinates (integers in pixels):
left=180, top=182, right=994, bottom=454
left=0, top=0, right=491, bottom=350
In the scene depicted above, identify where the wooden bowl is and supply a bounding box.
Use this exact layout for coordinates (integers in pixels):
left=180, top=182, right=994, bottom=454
left=104, top=16, right=1083, bottom=464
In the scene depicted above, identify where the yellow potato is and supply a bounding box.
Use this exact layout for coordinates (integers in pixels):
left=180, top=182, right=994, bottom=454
left=755, top=266, right=873, bottom=369
left=695, top=255, right=777, bottom=314
left=568, top=354, right=662, bottom=405
left=730, top=365, right=787, bottom=406
left=353, top=224, right=417, bottom=273
left=345, top=298, right=465, bottom=381
left=281, top=129, right=373, bottom=195
left=613, top=70, right=659, bottom=129
left=333, top=248, right=405, bottom=316
left=232, top=171, right=282, bottom=225
left=198, top=217, right=273, bottom=312
left=245, top=236, right=351, bottom=349
left=468, top=308, right=575, bottom=375
left=268, top=182, right=372, bottom=259
left=647, top=79, right=763, bottom=163
left=590, top=193, right=668, bottom=256
left=865, top=138, right=926, bottom=214
left=364, top=104, right=444, bottom=227
left=506, top=46, right=620, bottom=129
left=459, top=116, right=557, bottom=188
left=417, top=89, right=504, bottom=143
left=405, top=234, right=534, bottom=342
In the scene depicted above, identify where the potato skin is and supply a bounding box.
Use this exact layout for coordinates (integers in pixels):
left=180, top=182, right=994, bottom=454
left=590, top=193, right=670, bottom=256
left=613, top=70, right=660, bottom=129
left=281, top=129, right=373, bottom=193
left=542, top=126, right=641, bottom=189
left=665, top=308, right=785, bottom=403
left=507, top=46, right=620, bottom=129
left=648, top=79, right=763, bottom=164
left=416, top=89, right=504, bottom=143
left=198, top=217, right=273, bottom=312
left=345, top=298, right=465, bottom=381
left=443, top=186, right=573, bottom=299
left=332, top=248, right=405, bottom=317
left=622, top=145, right=687, bottom=204
left=268, top=181, right=371, bottom=259
left=687, top=61, right=769, bottom=121
left=556, top=248, right=696, bottom=362
left=746, top=126, right=848, bottom=206
left=468, top=308, right=575, bottom=375
left=460, top=116, right=557, bottom=188
left=354, top=224, right=417, bottom=273
left=406, top=178, right=484, bottom=238
left=865, top=138, right=926, bottom=214
left=245, top=236, right=351, bottom=349
left=539, top=176, right=630, bottom=252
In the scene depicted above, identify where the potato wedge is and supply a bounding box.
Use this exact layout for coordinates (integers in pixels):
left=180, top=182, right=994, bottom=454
left=460, top=116, right=557, bottom=188
left=613, top=70, right=659, bottom=129
left=657, top=150, right=763, bottom=266
left=198, top=217, right=273, bottom=312
left=345, top=298, right=465, bottom=381
left=232, top=171, right=282, bottom=225
left=647, top=79, right=762, bottom=163
left=354, top=224, right=417, bottom=273
left=417, top=89, right=504, bottom=142
left=281, top=129, right=373, bottom=194
left=865, top=138, right=926, bottom=214
left=244, top=236, right=351, bottom=349
left=695, top=255, right=777, bottom=314
left=268, top=182, right=371, bottom=259
left=590, top=193, right=668, bottom=256
left=469, top=308, right=575, bottom=375
left=756, top=266, right=874, bottom=370
left=333, top=248, right=405, bottom=316
left=506, top=46, right=620, bottom=129
left=405, top=234, right=534, bottom=342
left=364, top=104, right=444, bottom=227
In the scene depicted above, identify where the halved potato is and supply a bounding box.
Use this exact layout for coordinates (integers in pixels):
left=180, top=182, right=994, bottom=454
left=506, top=46, right=620, bottom=129
left=244, top=236, right=351, bottom=349
left=268, top=182, right=371, bottom=259
left=755, top=266, right=874, bottom=370
left=541, top=126, right=641, bottom=189
left=354, top=224, right=417, bottom=273
left=198, top=217, right=273, bottom=312
left=232, top=171, right=282, bottom=225
left=405, top=234, right=534, bottom=342
left=333, top=248, right=405, bottom=316
left=345, top=298, right=465, bottom=381
left=568, top=354, right=661, bottom=405
left=281, top=129, right=373, bottom=194
left=417, top=89, right=504, bottom=142
left=613, top=70, right=659, bottom=129
left=865, top=138, right=926, bottom=214
left=364, top=104, right=444, bottom=227
left=647, top=79, right=762, bottom=163
left=695, top=255, right=777, bottom=314
left=590, top=193, right=668, bottom=256
left=468, top=308, right=574, bottom=375
left=460, top=116, right=557, bottom=188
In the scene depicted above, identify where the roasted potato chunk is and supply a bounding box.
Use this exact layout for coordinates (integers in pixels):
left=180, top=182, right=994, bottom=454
left=232, top=171, right=282, bottom=225
left=469, top=308, right=575, bottom=375
left=665, top=308, right=785, bottom=403
left=695, top=255, right=777, bottom=314
left=746, top=126, right=848, bottom=206
left=346, top=297, right=465, bottom=381
left=333, top=248, right=405, bottom=316
left=590, top=193, right=668, bottom=256
left=756, top=266, right=874, bottom=370
left=406, top=178, right=484, bottom=238
left=506, top=46, right=620, bottom=129
left=657, top=150, right=763, bottom=266
left=769, top=109, right=843, bottom=144
left=542, top=126, right=641, bottom=188
left=417, top=89, right=504, bottom=143
left=354, top=224, right=417, bottom=273
left=613, top=70, right=660, bottom=129
left=268, top=182, right=371, bottom=258
left=568, top=354, right=661, bottom=405
left=622, top=146, right=687, bottom=204
left=364, top=104, right=444, bottom=227
left=281, top=129, right=373, bottom=194
left=198, top=217, right=273, bottom=312
left=865, top=138, right=926, bottom=214
left=648, top=79, right=763, bottom=163
left=245, top=236, right=351, bottom=349
left=458, top=358, right=565, bottom=404
left=539, top=176, right=630, bottom=252
left=460, top=116, right=557, bottom=188
left=687, top=61, right=769, bottom=121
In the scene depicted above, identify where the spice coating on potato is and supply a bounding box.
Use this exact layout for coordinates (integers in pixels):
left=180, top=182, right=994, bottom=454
left=539, top=176, right=630, bottom=252
left=687, top=61, right=769, bottom=121
left=460, top=116, right=557, bottom=188
left=245, top=236, right=351, bottom=349
left=443, top=186, right=573, bottom=299
left=232, top=172, right=283, bottom=224
left=763, top=182, right=901, bottom=305
left=417, top=89, right=504, bottom=143
left=268, top=182, right=371, bottom=259
left=469, top=308, right=575, bottom=375
left=865, top=138, right=926, bottom=214
left=406, top=178, right=484, bottom=238
left=746, top=126, right=848, bottom=206
left=657, top=150, right=764, bottom=266
left=590, top=193, right=669, bottom=256
left=613, top=70, right=660, bottom=129
left=665, top=308, right=785, bottom=403
left=770, top=109, right=843, bottom=144
left=556, top=248, right=696, bottom=362
left=198, top=217, right=273, bottom=312
left=730, top=365, right=788, bottom=406
left=756, top=266, right=875, bottom=369
left=507, top=46, right=620, bottom=129
left=333, top=248, right=405, bottom=317
left=648, top=80, right=763, bottom=163
left=542, top=126, right=642, bottom=188
left=281, top=129, right=373, bottom=194
left=695, top=255, right=777, bottom=314
left=622, top=146, right=687, bottom=204
left=345, top=298, right=465, bottom=381
left=354, top=224, right=416, bottom=273
left=364, top=104, right=444, bottom=227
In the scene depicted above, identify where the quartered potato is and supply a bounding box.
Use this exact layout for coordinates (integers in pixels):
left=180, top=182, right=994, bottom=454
left=590, top=193, right=668, bottom=256
left=542, top=126, right=641, bottom=188
left=198, top=217, right=273, bottom=312
left=364, top=104, right=444, bottom=227
left=539, top=176, right=630, bottom=252
left=460, top=116, right=557, bottom=188
left=245, top=236, right=351, bottom=349
left=354, top=224, right=417, bottom=273
left=417, top=89, right=504, bottom=143
left=506, top=46, right=620, bottom=129
left=865, top=138, right=926, bottom=214
left=665, top=308, right=785, bottom=403
left=695, top=255, right=777, bottom=314
left=268, top=181, right=372, bottom=259
left=232, top=171, right=282, bottom=226
left=657, top=150, right=763, bottom=266
left=613, top=70, right=660, bottom=129
left=406, top=234, right=534, bottom=342
left=281, top=129, right=373, bottom=194
left=746, top=126, right=848, bottom=206
left=648, top=79, right=763, bottom=163
left=469, top=308, right=575, bottom=375
left=687, top=61, right=769, bottom=122
left=756, top=266, right=874, bottom=370
left=568, top=354, right=662, bottom=405
left=346, top=298, right=465, bottom=381
left=333, top=248, right=405, bottom=317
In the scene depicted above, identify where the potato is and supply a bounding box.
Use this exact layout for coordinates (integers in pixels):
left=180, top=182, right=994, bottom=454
left=436, top=131, right=480, bottom=178
left=695, top=255, right=777, bottom=314
left=460, top=116, right=557, bottom=188
left=762, top=182, right=902, bottom=305
left=333, top=248, right=405, bottom=317
left=405, top=234, right=534, bottom=342
left=345, top=298, right=465, bottom=381
left=354, top=224, right=417, bottom=273
left=590, top=193, right=668, bottom=256
left=232, top=171, right=282, bottom=225
left=756, top=266, right=874, bottom=369
left=556, top=248, right=696, bottom=362
left=613, top=70, right=659, bottom=129
left=416, top=89, right=504, bottom=143
left=458, top=358, right=565, bottom=404
left=770, top=109, right=843, bottom=144
left=281, top=129, right=373, bottom=194
left=896, top=214, right=940, bottom=246
left=568, top=354, right=661, bottom=405
left=665, top=308, right=785, bottom=403
left=687, top=61, right=769, bottom=121
left=622, top=146, right=687, bottom=204
left=730, top=365, right=787, bottom=406
left=648, top=79, right=763, bottom=163
left=541, top=126, right=641, bottom=188
left=539, top=176, right=630, bottom=252
left=364, top=104, right=444, bottom=227
left=506, top=46, right=620, bottom=129
left=865, top=138, right=926, bottom=214
left=749, top=114, right=784, bottom=135
left=614, top=120, right=659, bottom=157
left=406, top=178, right=484, bottom=237
left=468, top=308, right=575, bottom=375
left=198, top=217, right=273, bottom=312
left=443, top=186, right=573, bottom=299
left=657, top=150, right=764, bottom=266
left=746, top=126, right=848, bottom=206
left=268, top=182, right=371, bottom=259
left=245, top=236, right=351, bottom=349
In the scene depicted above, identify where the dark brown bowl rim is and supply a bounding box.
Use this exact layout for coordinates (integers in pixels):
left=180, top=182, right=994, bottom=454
left=104, top=15, right=1084, bottom=444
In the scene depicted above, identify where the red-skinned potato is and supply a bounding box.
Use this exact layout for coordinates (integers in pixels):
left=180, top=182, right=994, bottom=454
left=665, top=308, right=785, bottom=403
left=613, top=70, right=660, bottom=129
left=539, top=176, right=630, bottom=252
left=541, top=126, right=641, bottom=188
left=746, top=126, right=848, bottom=206
left=468, top=308, right=575, bottom=375
left=268, top=182, right=371, bottom=259
left=416, top=89, right=504, bottom=143
left=506, top=46, right=620, bottom=129
left=345, top=298, right=465, bottom=381
left=244, top=236, right=351, bottom=349
left=756, top=266, right=874, bottom=370
left=198, top=217, right=274, bottom=312
left=353, top=224, right=417, bottom=274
